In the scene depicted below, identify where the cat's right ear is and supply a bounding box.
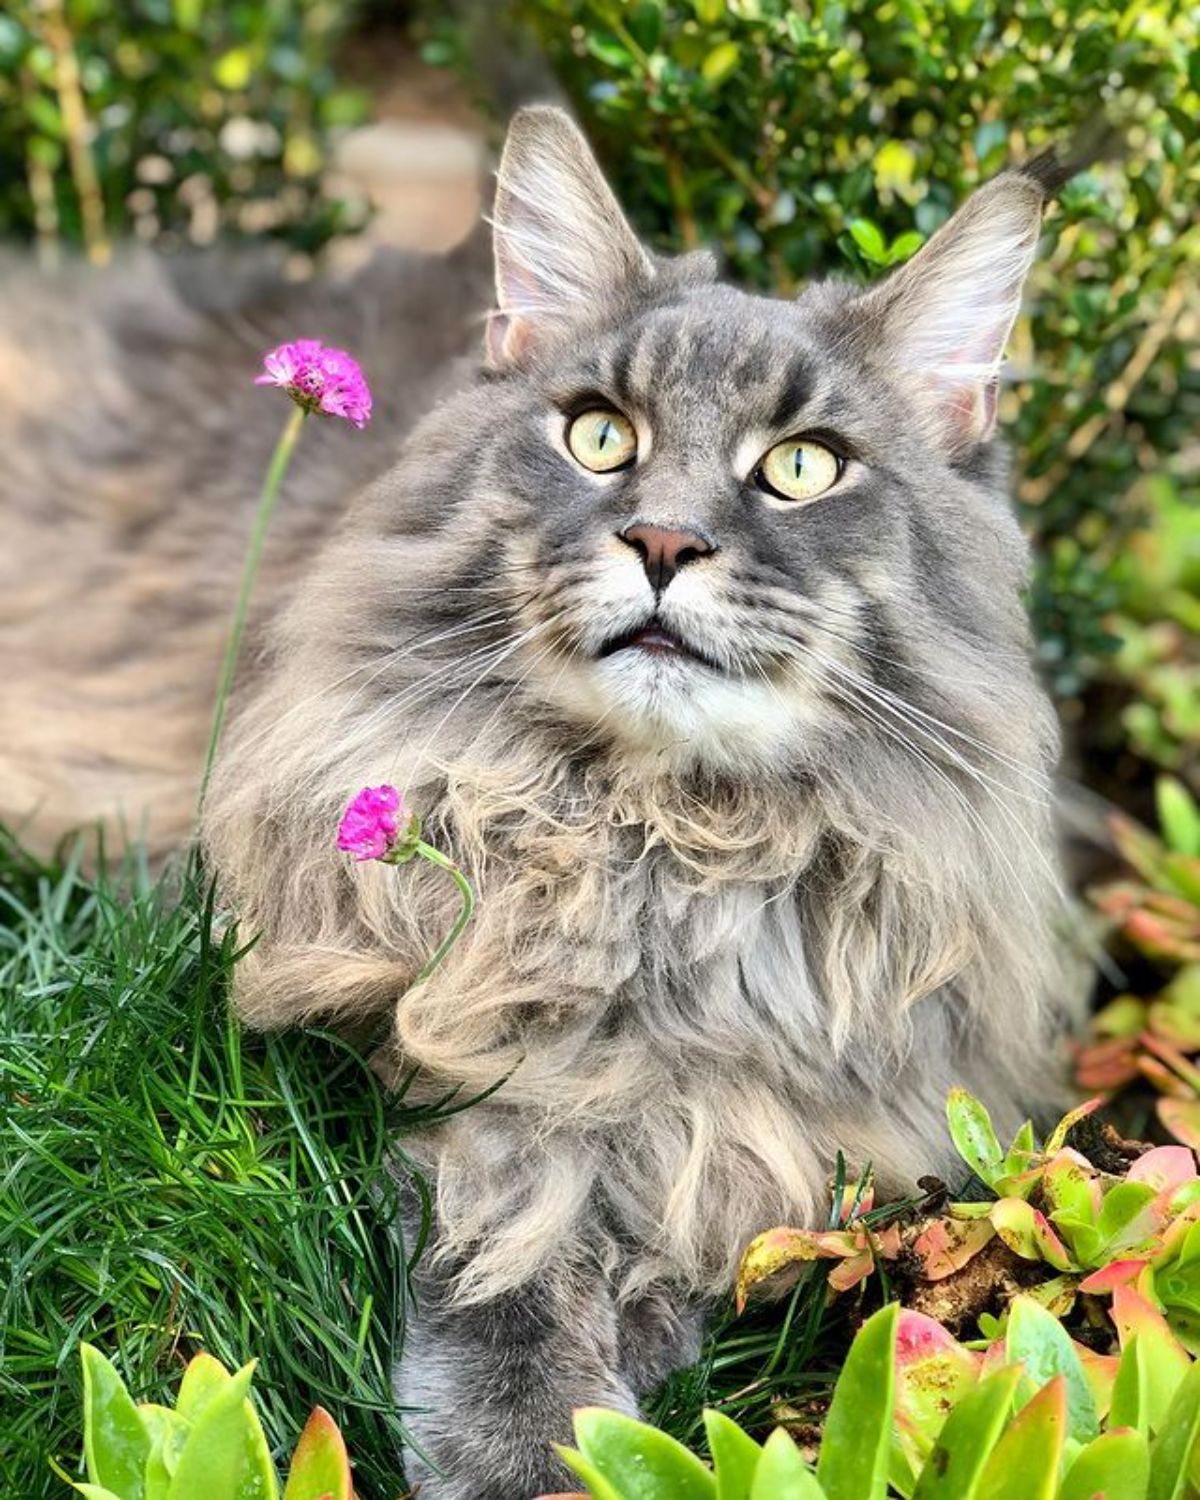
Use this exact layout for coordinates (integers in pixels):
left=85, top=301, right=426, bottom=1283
left=487, top=105, right=654, bottom=366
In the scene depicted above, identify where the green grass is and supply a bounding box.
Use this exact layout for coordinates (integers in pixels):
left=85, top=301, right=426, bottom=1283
left=0, top=826, right=855, bottom=1498
left=0, top=831, right=434, bottom=1498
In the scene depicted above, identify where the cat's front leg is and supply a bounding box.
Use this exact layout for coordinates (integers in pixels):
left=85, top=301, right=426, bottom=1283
left=396, top=1255, right=638, bottom=1500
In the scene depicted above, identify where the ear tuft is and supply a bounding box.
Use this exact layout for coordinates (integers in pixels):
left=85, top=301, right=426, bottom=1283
left=488, top=105, right=653, bottom=365
left=853, top=171, right=1047, bottom=454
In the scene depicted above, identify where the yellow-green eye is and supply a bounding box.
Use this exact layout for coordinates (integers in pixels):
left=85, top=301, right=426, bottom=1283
left=566, top=408, right=637, bottom=473
left=758, top=439, right=842, bottom=503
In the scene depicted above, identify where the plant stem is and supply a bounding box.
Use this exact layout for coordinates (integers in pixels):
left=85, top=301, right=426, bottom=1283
left=411, top=841, right=475, bottom=986
left=197, top=404, right=307, bottom=815
left=36, top=0, right=108, bottom=264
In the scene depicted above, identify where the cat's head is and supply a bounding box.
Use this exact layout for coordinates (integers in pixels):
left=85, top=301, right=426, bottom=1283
left=359, top=106, right=1061, bottom=784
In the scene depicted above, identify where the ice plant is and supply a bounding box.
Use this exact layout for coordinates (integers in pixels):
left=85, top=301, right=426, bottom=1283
left=538, top=1297, right=1200, bottom=1500
left=57, top=1344, right=354, bottom=1499
left=1074, top=780, right=1200, bottom=1151
left=196, top=340, right=372, bottom=812
left=336, top=783, right=474, bottom=987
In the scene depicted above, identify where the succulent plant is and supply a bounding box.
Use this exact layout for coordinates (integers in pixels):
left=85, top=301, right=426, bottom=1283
left=538, top=1296, right=1200, bottom=1500
left=1077, top=778, right=1200, bottom=1151
left=739, top=1086, right=1200, bottom=1361
left=58, top=1346, right=353, bottom=1500
left=736, top=1176, right=904, bottom=1310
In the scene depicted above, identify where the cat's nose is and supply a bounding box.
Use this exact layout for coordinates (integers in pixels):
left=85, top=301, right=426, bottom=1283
left=619, top=523, right=715, bottom=592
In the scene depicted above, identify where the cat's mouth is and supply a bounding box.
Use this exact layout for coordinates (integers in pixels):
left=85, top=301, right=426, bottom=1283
left=597, top=622, right=722, bottom=671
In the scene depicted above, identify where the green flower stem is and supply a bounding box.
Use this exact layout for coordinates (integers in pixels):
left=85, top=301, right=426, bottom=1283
left=197, top=404, right=307, bottom=815
left=411, top=841, right=475, bottom=986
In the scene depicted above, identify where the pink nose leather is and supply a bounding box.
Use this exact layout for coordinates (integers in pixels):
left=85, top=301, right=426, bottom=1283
left=620, top=523, right=714, bottom=591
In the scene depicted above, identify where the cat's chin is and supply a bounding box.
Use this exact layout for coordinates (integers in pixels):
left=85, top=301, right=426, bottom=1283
left=539, top=649, right=824, bottom=773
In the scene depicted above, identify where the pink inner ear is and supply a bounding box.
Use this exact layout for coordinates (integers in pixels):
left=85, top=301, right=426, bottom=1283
left=931, top=378, right=995, bottom=454
left=485, top=311, right=534, bottom=367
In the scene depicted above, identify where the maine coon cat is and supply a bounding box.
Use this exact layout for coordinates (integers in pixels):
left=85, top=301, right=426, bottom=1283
left=0, top=107, right=1082, bottom=1497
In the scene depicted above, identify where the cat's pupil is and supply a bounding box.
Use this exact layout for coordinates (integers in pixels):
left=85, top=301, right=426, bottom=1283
left=793, top=447, right=804, bottom=479
left=597, top=420, right=613, bottom=449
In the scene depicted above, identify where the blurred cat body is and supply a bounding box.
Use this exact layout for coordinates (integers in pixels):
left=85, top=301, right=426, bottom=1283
left=0, top=109, right=1080, bottom=1498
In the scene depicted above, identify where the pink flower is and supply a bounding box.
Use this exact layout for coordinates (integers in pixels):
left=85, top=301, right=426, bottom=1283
left=337, top=784, right=407, bottom=862
left=255, top=339, right=372, bottom=428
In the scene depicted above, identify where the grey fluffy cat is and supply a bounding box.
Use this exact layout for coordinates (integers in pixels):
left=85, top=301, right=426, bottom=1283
left=0, top=108, right=1082, bottom=1497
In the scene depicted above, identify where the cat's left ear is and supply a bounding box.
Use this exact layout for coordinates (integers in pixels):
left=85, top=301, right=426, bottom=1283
left=487, top=105, right=654, bottom=366
left=851, top=169, right=1050, bottom=455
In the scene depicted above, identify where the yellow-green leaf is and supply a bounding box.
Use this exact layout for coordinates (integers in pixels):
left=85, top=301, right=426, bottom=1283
left=911, top=1367, right=1021, bottom=1499
left=976, top=1377, right=1067, bottom=1500
left=283, top=1407, right=352, bottom=1500
left=701, top=42, right=740, bottom=84
left=573, top=1407, right=717, bottom=1499
left=80, top=1344, right=152, bottom=1500
left=816, top=1303, right=897, bottom=1500
left=749, top=1429, right=825, bottom=1498
left=704, top=1409, right=761, bottom=1500
left=1061, top=1429, right=1150, bottom=1500
left=175, top=1352, right=232, bottom=1423
left=167, top=1362, right=278, bottom=1500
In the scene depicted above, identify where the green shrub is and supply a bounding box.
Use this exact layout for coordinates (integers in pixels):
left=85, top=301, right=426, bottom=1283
left=502, top=0, right=1200, bottom=775
left=0, top=0, right=368, bottom=260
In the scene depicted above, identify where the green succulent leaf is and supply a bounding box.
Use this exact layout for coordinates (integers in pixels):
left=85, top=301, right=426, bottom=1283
left=1041, top=1154, right=1099, bottom=1228
left=1000, top=1120, right=1036, bottom=1180
left=1147, top=1357, right=1200, bottom=1499
left=945, top=1090, right=1004, bottom=1187
left=892, top=1310, right=980, bottom=1483
left=71, top=1488, right=124, bottom=1500
left=976, top=1376, right=1068, bottom=1500
left=1097, top=1182, right=1161, bottom=1257
left=1061, top=1428, right=1150, bottom=1500
left=283, top=1407, right=353, bottom=1500
left=703, top=1409, right=762, bottom=1500
left=175, top=1352, right=233, bottom=1423
left=80, top=1344, right=152, bottom=1500
left=138, top=1404, right=191, bottom=1499
left=815, top=1302, right=897, bottom=1500
left=167, top=1362, right=278, bottom=1500
left=910, top=1366, right=1021, bottom=1499
left=748, top=1429, right=825, bottom=1498
left=1111, top=1290, right=1192, bottom=1433
left=572, top=1407, right=717, bottom=1499
left=991, top=1200, right=1077, bottom=1272
left=557, top=1445, right=625, bottom=1500
left=1156, top=776, right=1200, bottom=858
left=1004, top=1296, right=1098, bottom=1442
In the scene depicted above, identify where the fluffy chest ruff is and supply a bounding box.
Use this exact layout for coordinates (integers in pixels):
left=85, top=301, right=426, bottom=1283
left=365, top=763, right=1066, bottom=1305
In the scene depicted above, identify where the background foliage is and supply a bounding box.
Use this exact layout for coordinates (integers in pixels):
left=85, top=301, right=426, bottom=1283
left=0, top=0, right=369, bottom=261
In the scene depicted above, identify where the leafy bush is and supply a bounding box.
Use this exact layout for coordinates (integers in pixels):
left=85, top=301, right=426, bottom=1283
left=545, top=1297, right=1200, bottom=1500
left=1098, top=486, right=1200, bottom=789
left=62, top=1345, right=352, bottom=1500
left=0, top=0, right=368, bottom=260
left=500, top=0, right=1200, bottom=782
